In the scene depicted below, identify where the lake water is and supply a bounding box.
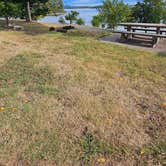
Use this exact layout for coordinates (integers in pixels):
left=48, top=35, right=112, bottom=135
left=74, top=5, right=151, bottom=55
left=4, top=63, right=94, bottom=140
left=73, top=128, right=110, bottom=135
left=38, top=8, right=98, bottom=26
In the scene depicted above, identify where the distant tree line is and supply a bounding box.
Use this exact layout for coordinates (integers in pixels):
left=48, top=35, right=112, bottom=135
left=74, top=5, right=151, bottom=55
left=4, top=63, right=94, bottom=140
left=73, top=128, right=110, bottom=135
left=92, top=0, right=166, bottom=29
left=0, top=0, right=64, bottom=26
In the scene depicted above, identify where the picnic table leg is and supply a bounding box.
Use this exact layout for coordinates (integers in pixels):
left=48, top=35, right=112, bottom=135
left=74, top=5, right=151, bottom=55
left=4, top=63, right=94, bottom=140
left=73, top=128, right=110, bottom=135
left=156, top=27, right=161, bottom=42
left=132, top=29, right=135, bottom=38
left=152, top=37, right=160, bottom=48
left=156, top=27, right=160, bottom=34
left=127, top=25, right=132, bottom=39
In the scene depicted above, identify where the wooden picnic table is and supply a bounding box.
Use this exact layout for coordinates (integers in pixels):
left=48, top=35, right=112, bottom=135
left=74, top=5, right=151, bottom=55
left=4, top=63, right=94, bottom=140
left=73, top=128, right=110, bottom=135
left=114, top=23, right=166, bottom=47
left=118, top=22, right=166, bottom=36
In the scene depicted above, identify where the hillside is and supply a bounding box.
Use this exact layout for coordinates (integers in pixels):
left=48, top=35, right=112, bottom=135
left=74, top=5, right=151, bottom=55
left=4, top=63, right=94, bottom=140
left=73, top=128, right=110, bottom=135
left=0, top=21, right=165, bottom=166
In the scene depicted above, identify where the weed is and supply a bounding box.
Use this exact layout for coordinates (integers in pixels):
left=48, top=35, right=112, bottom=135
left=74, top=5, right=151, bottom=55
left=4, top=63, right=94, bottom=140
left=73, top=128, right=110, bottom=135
left=80, top=129, right=114, bottom=164
left=150, top=142, right=166, bottom=164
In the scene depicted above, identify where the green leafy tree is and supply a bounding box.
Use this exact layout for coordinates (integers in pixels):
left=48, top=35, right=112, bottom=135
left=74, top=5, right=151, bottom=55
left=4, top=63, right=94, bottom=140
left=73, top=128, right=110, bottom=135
left=97, top=0, right=131, bottom=29
left=14, top=0, right=47, bottom=22
left=130, top=2, right=145, bottom=22
left=31, top=1, right=49, bottom=20
left=76, top=18, right=85, bottom=25
left=64, top=11, right=85, bottom=25
left=0, top=0, right=21, bottom=27
left=91, top=15, right=102, bottom=27
left=58, top=16, right=65, bottom=24
left=163, top=2, right=166, bottom=23
left=47, top=0, right=64, bottom=14
left=65, top=11, right=79, bottom=24
left=15, top=0, right=64, bottom=22
left=131, top=0, right=166, bottom=23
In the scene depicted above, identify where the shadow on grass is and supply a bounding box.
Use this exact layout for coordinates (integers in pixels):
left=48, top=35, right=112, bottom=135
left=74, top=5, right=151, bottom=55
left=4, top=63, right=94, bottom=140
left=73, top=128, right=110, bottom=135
left=100, top=34, right=154, bottom=48
left=0, top=19, right=109, bottom=38
left=0, top=19, right=52, bottom=36
left=157, top=52, right=166, bottom=57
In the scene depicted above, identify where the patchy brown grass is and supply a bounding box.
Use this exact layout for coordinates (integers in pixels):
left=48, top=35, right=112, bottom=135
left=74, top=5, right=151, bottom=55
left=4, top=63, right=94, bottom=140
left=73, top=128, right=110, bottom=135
left=0, top=20, right=166, bottom=166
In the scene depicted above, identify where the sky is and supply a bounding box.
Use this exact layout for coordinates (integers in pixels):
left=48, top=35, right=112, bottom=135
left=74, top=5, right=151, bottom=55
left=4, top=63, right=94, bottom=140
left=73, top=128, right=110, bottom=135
left=63, top=0, right=139, bottom=6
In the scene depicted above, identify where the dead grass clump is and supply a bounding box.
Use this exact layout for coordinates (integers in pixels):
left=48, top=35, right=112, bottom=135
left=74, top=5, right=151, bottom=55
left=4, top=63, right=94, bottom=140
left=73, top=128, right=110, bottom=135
left=66, top=29, right=110, bottom=39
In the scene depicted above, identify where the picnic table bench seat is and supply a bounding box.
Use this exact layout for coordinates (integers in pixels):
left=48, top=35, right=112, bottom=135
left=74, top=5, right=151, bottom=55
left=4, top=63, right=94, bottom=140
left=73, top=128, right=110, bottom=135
left=111, top=30, right=166, bottom=38
left=111, top=30, right=166, bottom=47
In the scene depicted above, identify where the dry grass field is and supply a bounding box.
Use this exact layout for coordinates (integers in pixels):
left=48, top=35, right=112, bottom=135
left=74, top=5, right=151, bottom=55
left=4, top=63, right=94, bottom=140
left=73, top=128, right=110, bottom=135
left=0, top=20, right=166, bottom=166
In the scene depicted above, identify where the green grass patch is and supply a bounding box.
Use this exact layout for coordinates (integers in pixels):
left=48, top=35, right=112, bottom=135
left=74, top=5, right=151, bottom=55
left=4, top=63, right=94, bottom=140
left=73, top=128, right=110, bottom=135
left=0, top=54, right=61, bottom=97
left=21, top=130, right=60, bottom=163
left=141, top=142, right=166, bottom=165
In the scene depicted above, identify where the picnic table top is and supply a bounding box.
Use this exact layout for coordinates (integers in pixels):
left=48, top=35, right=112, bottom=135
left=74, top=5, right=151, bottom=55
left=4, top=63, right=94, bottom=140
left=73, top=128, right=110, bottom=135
left=118, top=23, right=166, bottom=28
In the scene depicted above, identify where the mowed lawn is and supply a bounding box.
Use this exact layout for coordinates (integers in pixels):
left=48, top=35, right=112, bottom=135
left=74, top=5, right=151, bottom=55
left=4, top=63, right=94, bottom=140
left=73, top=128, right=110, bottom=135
left=0, top=21, right=166, bottom=166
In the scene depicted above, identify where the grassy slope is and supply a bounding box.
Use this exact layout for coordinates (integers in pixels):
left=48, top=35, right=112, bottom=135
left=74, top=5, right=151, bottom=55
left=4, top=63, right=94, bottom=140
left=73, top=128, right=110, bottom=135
left=0, top=21, right=166, bottom=166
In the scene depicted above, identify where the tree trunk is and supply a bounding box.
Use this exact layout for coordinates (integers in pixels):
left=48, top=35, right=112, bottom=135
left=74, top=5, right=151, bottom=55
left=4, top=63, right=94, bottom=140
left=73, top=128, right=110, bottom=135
left=26, top=0, right=32, bottom=22
left=5, top=16, right=9, bottom=27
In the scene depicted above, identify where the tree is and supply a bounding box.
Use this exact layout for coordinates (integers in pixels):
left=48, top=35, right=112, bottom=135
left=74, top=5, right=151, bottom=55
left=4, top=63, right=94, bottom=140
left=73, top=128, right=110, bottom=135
left=26, top=0, right=31, bottom=22
left=31, top=1, right=49, bottom=20
left=76, top=18, right=84, bottom=25
left=162, top=2, right=166, bottom=23
left=65, top=11, right=79, bottom=24
left=15, top=0, right=64, bottom=22
left=14, top=0, right=46, bottom=22
left=0, top=0, right=20, bottom=27
left=91, top=15, right=102, bottom=27
left=64, top=11, right=85, bottom=25
left=59, top=16, right=65, bottom=24
left=131, top=0, right=166, bottom=23
left=47, top=0, right=64, bottom=15
left=97, top=0, right=131, bottom=29
left=130, top=2, right=145, bottom=22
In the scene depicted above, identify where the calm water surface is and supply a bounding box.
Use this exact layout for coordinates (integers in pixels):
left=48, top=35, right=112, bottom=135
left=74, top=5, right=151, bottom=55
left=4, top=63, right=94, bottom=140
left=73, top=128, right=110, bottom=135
left=38, top=8, right=98, bottom=26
